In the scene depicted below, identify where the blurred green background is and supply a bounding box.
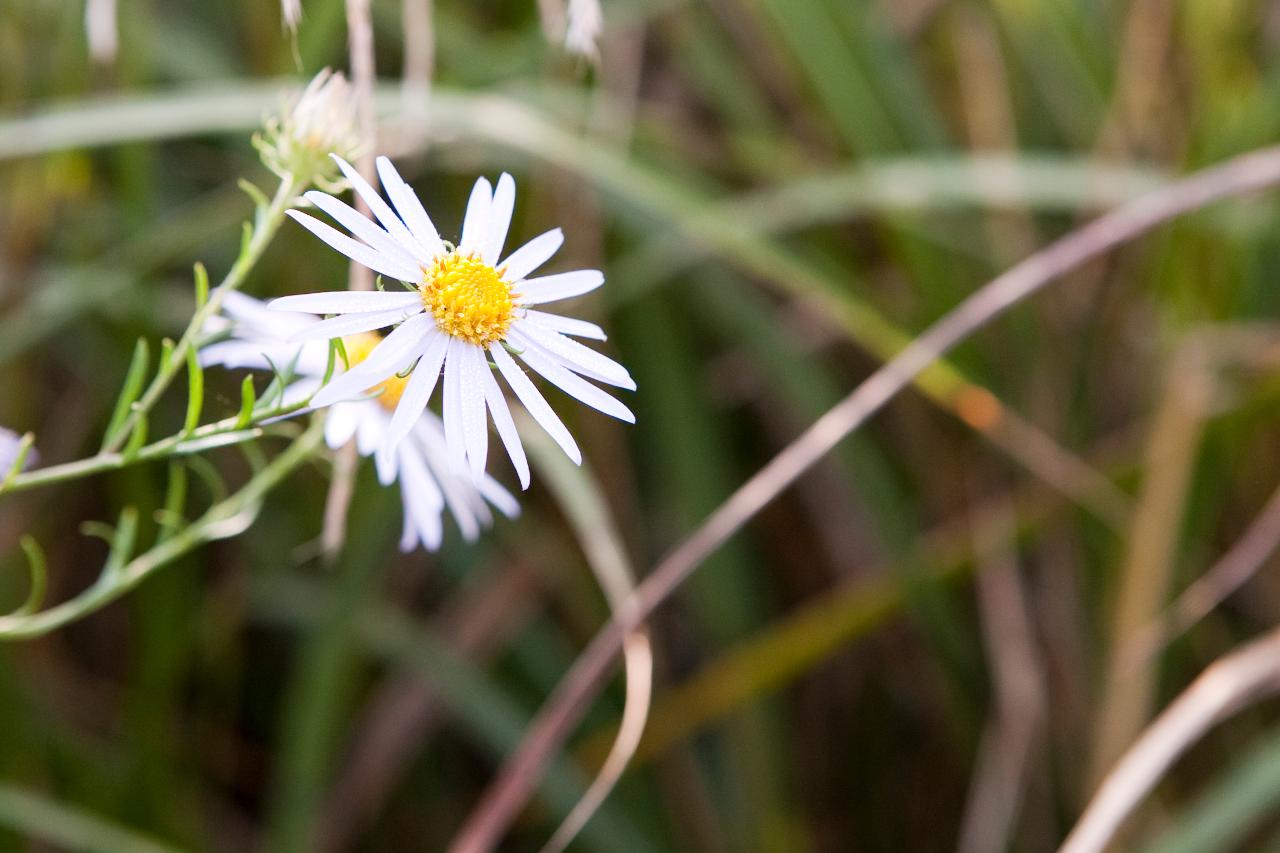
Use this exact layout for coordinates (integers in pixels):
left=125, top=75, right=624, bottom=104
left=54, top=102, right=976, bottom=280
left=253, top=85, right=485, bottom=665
left=5, top=0, right=1280, bottom=850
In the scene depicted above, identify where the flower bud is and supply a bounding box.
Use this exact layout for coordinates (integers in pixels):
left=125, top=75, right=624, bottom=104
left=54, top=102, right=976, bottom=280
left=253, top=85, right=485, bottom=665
left=255, top=69, right=360, bottom=189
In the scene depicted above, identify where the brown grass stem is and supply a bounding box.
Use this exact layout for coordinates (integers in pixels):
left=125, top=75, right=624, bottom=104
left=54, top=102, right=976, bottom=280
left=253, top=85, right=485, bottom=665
left=447, top=144, right=1280, bottom=852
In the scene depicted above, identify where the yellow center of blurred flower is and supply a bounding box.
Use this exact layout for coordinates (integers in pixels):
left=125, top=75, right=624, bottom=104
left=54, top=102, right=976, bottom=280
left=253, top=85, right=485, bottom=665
left=420, top=253, right=514, bottom=346
left=342, top=332, right=407, bottom=411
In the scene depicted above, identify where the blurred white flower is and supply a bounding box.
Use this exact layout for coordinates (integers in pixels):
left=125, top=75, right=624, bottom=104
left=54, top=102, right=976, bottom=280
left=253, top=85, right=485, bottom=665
left=564, top=0, right=602, bottom=61
left=281, top=0, right=302, bottom=32
left=84, top=0, right=118, bottom=64
left=271, top=155, right=634, bottom=488
left=201, top=293, right=518, bottom=552
left=255, top=69, right=360, bottom=189
left=0, top=428, right=35, bottom=474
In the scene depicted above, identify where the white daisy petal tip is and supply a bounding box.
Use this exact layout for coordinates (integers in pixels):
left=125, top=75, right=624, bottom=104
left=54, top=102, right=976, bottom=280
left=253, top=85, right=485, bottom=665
left=267, top=295, right=303, bottom=314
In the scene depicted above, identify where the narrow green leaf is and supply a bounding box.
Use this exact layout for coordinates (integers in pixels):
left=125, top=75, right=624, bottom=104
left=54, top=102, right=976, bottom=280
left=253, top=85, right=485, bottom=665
left=236, top=375, right=257, bottom=428
left=238, top=177, right=269, bottom=210
left=259, top=351, right=302, bottom=410
left=395, top=357, right=419, bottom=379
left=13, top=536, right=47, bottom=616
left=101, top=338, right=149, bottom=450
left=193, top=261, right=210, bottom=308
left=183, top=344, right=204, bottom=435
left=98, top=507, right=139, bottom=584
left=183, top=453, right=228, bottom=504
left=156, top=460, right=188, bottom=543
left=317, top=337, right=348, bottom=393
left=0, top=784, right=181, bottom=853
left=237, top=435, right=268, bottom=475
left=79, top=521, right=117, bottom=546
left=122, top=414, right=148, bottom=461
left=322, top=338, right=341, bottom=387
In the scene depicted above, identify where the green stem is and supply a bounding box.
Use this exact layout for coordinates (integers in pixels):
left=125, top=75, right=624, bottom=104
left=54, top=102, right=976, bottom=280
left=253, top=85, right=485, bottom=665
left=101, top=174, right=304, bottom=454
left=0, top=418, right=324, bottom=640
left=2, top=401, right=310, bottom=495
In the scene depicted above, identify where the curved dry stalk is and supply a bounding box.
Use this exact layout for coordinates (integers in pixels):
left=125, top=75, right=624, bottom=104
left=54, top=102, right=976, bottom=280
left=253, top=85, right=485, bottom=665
left=1085, top=348, right=1213, bottom=787
left=1060, top=625, right=1280, bottom=853
left=322, top=0, right=379, bottom=560
left=1120, top=459, right=1280, bottom=675
left=958, top=487, right=1046, bottom=853
left=447, top=144, right=1280, bottom=852
left=539, top=632, right=651, bottom=853
left=516, top=422, right=653, bottom=853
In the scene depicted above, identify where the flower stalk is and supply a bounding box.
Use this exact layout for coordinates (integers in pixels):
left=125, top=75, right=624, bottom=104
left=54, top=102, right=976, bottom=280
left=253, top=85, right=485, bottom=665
left=99, top=174, right=306, bottom=455
left=0, top=417, right=325, bottom=639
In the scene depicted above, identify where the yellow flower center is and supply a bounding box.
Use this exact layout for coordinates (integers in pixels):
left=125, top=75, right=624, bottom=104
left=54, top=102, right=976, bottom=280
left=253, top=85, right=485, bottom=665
left=342, top=332, right=407, bottom=411
left=420, top=253, right=515, bottom=346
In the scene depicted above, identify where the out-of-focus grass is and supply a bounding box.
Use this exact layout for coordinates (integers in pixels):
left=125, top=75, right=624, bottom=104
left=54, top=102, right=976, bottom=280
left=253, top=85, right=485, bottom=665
left=5, top=1, right=1280, bottom=850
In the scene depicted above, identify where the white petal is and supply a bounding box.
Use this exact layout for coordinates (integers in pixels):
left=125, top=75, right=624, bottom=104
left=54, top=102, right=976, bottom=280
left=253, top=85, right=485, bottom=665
left=462, top=486, right=495, bottom=528
left=523, top=309, right=607, bottom=341
left=354, top=408, right=384, bottom=457
left=399, top=442, right=444, bottom=511
left=203, top=339, right=330, bottom=381
left=286, top=210, right=421, bottom=282
left=500, top=228, right=563, bottom=281
left=285, top=306, right=420, bottom=343
left=410, top=420, right=491, bottom=541
left=324, top=403, right=361, bottom=448
left=516, top=270, right=604, bottom=305
left=510, top=323, right=634, bottom=389
left=303, top=190, right=424, bottom=272
left=199, top=340, right=286, bottom=371
left=271, top=290, right=421, bottom=315
left=375, top=156, right=445, bottom=258
left=221, top=291, right=316, bottom=338
left=383, top=331, right=449, bottom=455
left=398, top=448, right=445, bottom=551
left=515, top=343, right=635, bottom=423
left=459, top=343, right=490, bottom=479
left=481, top=173, right=516, bottom=266
left=330, top=155, right=425, bottom=260
left=278, top=379, right=320, bottom=410
left=490, top=342, right=581, bottom=464
left=399, top=513, right=419, bottom=552
left=374, top=432, right=400, bottom=485
left=479, top=361, right=530, bottom=489
left=442, top=339, right=468, bottom=468
left=433, top=465, right=482, bottom=542
left=458, top=177, right=493, bottom=257
left=478, top=475, right=521, bottom=519
left=310, top=314, right=433, bottom=407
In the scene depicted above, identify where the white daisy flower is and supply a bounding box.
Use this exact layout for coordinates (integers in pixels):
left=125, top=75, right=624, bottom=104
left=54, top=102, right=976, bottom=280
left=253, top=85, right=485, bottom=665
left=200, top=292, right=519, bottom=553
left=270, top=155, right=635, bottom=489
